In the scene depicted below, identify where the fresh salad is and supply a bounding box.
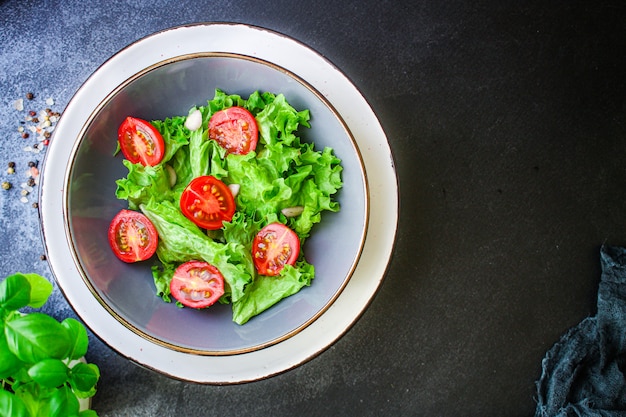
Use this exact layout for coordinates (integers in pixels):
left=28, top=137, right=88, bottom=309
left=108, top=89, right=343, bottom=325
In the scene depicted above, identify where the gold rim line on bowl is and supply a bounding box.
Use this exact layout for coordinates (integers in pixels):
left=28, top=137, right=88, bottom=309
left=61, top=52, right=370, bottom=356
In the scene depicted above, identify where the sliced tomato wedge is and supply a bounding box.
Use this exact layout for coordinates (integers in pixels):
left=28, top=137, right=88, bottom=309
left=252, top=223, right=300, bottom=276
left=118, top=116, right=165, bottom=166
left=170, top=261, right=225, bottom=309
left=180, top=176, right=236, bottom=230
left=108, top=209, right=158, bottom=263
left=208, top=106, right=258, bottom=155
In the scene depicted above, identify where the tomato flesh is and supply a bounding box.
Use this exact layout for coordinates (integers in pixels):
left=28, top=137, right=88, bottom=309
left=170, top=261, right=225, bottom=309
left=108, top=209, right=159, bottom=263
left=252, top=223, right=300, bottom=276
left=118, top=116, right=165, bottom=166
left=180, top=176, right=236, bottom=230
left=208, top=107, right=258, bottom=155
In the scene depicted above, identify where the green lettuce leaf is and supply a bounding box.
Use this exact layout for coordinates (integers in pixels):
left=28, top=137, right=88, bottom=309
left=113, top=89, right=343, bottom=324
left=115, top=161, right=173, bottom=210
left=150, top=115, right=190, bottom=164
left=232, top=260, right=315, bottom=325
left=140, top=199, right=252, bottom=303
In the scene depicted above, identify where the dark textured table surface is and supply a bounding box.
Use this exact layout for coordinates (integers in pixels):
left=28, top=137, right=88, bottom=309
left=1, top=1, right=625, bottom=416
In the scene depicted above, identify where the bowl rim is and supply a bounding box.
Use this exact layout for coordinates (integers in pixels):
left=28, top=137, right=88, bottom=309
left=40, top=22, right=399, bottom=384
left=64, top=51, right=370, bottom=356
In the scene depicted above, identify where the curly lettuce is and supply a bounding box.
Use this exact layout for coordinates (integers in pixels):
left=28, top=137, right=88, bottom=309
left=114, top=89, right=343, bottom=324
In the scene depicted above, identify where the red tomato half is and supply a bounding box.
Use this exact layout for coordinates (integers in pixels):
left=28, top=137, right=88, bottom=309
left=252, top=223, right=301, bottom=276
left=208, top=107, right=258, bottom=155
left=170, top=261, right=225, bottom=309
left=180, top=176, right=236, bottom=230
left=108, top=209, right=159, bottom=263
left=118, top=116, right=165, bottom=166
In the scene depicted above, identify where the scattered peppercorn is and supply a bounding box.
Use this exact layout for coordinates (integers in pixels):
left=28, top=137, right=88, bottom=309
left=10, top=95, right=61, bottom=204
left=40, top=254, right=47, bottom=261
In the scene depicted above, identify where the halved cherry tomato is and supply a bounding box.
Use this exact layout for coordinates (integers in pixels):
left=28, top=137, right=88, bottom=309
left=180, top=176, right=236, bottom=230
left=108, top=209, right=158, bottom=263
left=208, top=106, right=258, bottom=155
left=170, top=261, right=225, bottom=309
left=118, top=116, right=165, bottom=166
left=252, top=223, right=300, bottom=276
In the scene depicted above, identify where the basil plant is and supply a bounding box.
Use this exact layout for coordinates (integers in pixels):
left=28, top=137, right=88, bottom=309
left=0, top=273, right=100, bottom=417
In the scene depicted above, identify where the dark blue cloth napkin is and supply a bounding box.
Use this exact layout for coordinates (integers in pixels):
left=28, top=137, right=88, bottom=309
left=535, top=245, right=626, bottom=417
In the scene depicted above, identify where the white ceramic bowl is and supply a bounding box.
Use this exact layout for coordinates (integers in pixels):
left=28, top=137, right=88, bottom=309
left=40, top=23, right=397, bottom=383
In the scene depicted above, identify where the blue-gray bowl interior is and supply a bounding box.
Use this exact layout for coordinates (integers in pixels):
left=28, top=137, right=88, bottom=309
left=66, top=54, right=367, bottom=354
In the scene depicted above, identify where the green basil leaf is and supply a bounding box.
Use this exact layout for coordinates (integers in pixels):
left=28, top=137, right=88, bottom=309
left=0, top=390, right=30, bottom=417
left=0, top=328, right=23, bottom=378
left=5, top=313, right=71, bottom=362
left=10, top=367, right=31, bottom=385
left=12, top=381, right=40, bottom=416
left=0, top=274, right=31, bottom=311
left=28, top=358, right=69, bottom=388
left=21, top=273, right=53, bottom=309
left=78, top=410, right=99, bottom=417
left=61, top=318, right=89, bottom=360
left=44, top=385, right=80, bottom=417
left=69, top=362, right=100, bottom=394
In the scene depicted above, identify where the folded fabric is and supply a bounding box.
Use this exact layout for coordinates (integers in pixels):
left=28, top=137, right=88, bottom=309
left=535, top=245, right=626, bottom=417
